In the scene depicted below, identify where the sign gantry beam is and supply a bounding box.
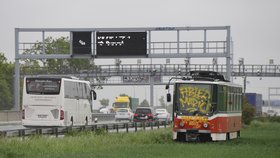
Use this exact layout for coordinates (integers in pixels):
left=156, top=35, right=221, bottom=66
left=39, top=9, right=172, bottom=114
left=15, top=26, right=232, bottom=109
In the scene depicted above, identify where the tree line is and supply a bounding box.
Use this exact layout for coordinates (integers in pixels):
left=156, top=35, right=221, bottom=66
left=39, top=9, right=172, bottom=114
left=0, top=37, right=96, bottom=110
left=0, top=53, right=14, bottom=110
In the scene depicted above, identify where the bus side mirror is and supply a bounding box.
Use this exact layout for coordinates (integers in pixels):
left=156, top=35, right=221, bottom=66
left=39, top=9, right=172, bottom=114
left=91, top=90, right=97, bottom=100
left=167, top=93, right=171, bottom=102
left=165, top=84, right=169, bottom=90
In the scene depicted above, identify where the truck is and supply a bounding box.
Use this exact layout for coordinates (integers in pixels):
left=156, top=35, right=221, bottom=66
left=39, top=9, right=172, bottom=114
left=112, top=95, right=139, bottom=112
left=245, top=93, right=263, bottom=116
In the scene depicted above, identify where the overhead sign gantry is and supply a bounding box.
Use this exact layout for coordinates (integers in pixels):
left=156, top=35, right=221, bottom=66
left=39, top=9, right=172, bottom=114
left=14, top=26, right=232, bottom=109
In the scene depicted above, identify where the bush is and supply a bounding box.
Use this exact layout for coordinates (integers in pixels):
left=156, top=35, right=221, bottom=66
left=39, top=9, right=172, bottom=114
left=255, top=116, right=280, bottom=123
left=242, top=96, right=255, bottom=125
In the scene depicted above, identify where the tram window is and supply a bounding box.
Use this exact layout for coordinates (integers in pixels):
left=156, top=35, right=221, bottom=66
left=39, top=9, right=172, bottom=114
left=217, top=85, right=227, bottom=112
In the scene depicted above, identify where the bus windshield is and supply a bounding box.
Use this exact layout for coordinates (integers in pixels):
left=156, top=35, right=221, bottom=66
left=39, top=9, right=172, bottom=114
left=26, top=78, right=61, bottom=95
left=175, top=83, right=213, bottom=116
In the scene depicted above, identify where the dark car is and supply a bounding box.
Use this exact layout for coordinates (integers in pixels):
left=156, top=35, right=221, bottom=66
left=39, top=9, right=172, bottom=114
left=133, top=107, right=157, bottom=122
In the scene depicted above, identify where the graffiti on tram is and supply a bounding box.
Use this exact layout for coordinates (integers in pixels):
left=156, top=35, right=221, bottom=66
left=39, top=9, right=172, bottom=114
left=178, top=85, right=212, bottom=114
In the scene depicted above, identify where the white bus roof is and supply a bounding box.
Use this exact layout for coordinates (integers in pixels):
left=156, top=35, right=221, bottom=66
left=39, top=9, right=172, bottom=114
left=25, top=75, right=80, bottom=80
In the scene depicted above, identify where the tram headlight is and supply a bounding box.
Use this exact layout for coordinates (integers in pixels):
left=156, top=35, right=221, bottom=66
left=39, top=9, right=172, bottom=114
left=179, top=121, right=185, bottom=128
left=203, top=123, right=209, bottom=129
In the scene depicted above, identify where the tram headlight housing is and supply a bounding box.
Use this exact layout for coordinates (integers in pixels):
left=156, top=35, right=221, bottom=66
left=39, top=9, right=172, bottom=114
left=203, top=123, right=209, bottom=129
left=179, top=121, right=185, bottom=128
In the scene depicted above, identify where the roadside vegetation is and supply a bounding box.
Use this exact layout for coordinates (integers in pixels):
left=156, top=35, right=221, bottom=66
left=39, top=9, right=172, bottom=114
left=0, top=120, right=279, bottom=158
left=0, top=53, right=14, bottom=110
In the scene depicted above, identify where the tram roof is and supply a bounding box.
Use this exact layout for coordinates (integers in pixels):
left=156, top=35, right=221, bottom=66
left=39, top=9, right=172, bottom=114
left=174, top=79, right=242, bottom=88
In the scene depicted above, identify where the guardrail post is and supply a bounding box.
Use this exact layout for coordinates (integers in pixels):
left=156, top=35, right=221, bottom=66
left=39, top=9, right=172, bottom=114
left=116, top=124, right=119, bottom=133
left=0, top=131, right=7, bottom=138
left=53, top=128, right=58, bottom=138
left=164, top=121, right=166, bottom=128
left=142, top=122, right=146, bottom=130
left=18, top=130, right=24, bottom=138
left=66, top=126, right=72, bottom=133
left=36, top=129, right=42, bottom=135
left=125, top=123, right=129, bottom=133
left=134, top=122, right=137, bottom=132
left=150, top=122, right=153, bottom=130
left=81, top=126, right=85, bottom=132
left=157, top=121, right=160, bottom=129
left=92, top=125, right=97, bottom=132
left=105, top=124, right=108, bottom=132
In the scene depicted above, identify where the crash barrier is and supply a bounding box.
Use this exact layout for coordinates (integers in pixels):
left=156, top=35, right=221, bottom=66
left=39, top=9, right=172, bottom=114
left=0, top=111, right=115, bottom=123
left=0, top=111, right=21, bottom=122
left=0, top=121, right=169, bottom=138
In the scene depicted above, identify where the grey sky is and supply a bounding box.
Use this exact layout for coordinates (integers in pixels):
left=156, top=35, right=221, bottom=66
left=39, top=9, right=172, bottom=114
left=0, top=0, right=279, bottom=103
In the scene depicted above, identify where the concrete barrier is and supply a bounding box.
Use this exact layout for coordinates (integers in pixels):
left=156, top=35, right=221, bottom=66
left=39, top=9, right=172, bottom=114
left=0, top=111, right=115, bottom=124
left=92, top=113, right=115, bottom=122
left=0, top=111, right=21, bottom=122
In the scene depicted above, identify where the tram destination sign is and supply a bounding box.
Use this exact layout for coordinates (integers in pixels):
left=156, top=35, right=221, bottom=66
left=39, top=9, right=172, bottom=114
left=96, top=32, right=147, bottom=57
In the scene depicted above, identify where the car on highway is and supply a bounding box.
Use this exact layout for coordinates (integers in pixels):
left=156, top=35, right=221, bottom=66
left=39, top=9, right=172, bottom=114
left=115, top=108, right=134, bottom=122
left=133, top=107, right=158, bottom=122
left=155, top=108, right=170, bottom=123
left=99, top=108, right=110, bottom=114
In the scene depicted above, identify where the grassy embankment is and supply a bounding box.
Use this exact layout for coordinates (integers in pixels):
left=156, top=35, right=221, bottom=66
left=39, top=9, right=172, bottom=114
left=0, top=120, right=280, bottom=158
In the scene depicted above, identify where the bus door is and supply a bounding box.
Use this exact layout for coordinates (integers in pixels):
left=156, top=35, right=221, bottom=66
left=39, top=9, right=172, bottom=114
left=77, top=82, right=91, bottom=124
left=64, top=81, right=79, bottom=125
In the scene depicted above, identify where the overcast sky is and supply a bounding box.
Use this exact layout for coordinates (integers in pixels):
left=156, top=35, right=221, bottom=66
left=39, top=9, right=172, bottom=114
left=0, top=0, right=279, bottom=104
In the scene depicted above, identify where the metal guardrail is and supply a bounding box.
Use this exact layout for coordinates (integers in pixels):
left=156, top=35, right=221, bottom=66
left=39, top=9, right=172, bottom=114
left=0, top=121, right=169, bottom=138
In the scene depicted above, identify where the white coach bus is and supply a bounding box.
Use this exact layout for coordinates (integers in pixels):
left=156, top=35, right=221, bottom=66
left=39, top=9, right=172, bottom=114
left=22, top=76, right=97, bottom=127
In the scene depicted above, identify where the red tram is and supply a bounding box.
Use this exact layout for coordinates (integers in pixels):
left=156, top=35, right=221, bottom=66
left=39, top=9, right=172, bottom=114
left=166, top=71, right=242, bottom=141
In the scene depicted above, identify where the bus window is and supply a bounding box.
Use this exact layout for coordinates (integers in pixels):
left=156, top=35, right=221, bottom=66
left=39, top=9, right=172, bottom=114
left=26, top=78, right=61, bottom=95
left=64, top=81, right=78, bottom=99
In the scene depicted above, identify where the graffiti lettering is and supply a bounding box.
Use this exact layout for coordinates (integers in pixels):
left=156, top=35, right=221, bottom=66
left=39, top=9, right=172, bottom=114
left=179, top=86, right=211, bottom=114
left=181, top=116, right=208, bottom=128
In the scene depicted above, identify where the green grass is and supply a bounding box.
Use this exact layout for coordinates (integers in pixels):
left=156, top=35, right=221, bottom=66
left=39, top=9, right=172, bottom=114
left=0, top=122, right=280, bottom=158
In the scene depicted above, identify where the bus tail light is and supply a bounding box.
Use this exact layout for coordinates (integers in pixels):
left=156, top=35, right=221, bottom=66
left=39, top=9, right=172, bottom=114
left=60, top=110, right=64, bottom=120
left=22, top=109, right=25, bottom=119
left=134, top=113, right=139, bottom=117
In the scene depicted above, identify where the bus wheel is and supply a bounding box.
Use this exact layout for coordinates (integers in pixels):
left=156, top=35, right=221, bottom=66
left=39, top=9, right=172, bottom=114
left=70, top=117, right=74, bottom=126
left=85, top=117, right=88, bottom=126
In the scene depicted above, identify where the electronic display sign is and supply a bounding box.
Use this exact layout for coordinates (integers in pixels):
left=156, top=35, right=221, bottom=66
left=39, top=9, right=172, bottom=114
left=72, top=32, right=92, bottom=55
left=96, top=32, right=147, bottom=57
